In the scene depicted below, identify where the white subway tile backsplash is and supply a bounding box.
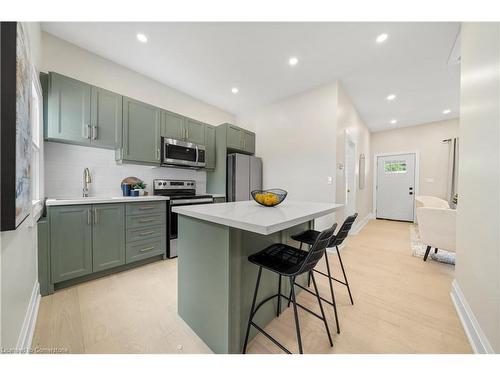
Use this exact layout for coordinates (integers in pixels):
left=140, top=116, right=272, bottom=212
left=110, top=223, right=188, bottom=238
left=44, top=142, right=207, bottom=198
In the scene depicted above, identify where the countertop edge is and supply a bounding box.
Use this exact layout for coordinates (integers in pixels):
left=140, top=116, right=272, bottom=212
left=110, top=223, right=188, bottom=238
left=46, top=196, right=170, bottom=206
left=173, top=204, right=342, bottom=235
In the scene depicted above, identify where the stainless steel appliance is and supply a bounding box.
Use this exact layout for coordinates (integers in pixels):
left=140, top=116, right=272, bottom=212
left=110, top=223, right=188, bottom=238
left=227, top=153, right=263, bottom=202
left=153, top=179, right=213, bottom=258
left=161, top=137, right=206, bottom=169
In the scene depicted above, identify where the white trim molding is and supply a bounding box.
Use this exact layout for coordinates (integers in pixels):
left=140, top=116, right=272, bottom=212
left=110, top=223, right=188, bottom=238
left=16, top=281, right=41, bottom=353
left=350, top=212, right=374, bottom=235
left=450, top=279, right=494, bottom=354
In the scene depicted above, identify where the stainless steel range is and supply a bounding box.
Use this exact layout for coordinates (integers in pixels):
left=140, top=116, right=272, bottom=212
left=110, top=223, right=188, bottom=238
left=153, top=179, right=214, bottom=258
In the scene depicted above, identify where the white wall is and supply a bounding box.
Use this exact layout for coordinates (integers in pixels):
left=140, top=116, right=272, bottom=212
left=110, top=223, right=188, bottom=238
left=1, top=22, right=42, bottom=350
left=371, top=118, right=459, bottom=200
left=41, top=32, right=236, bottom=198
left=335, top=84, right=372, bottom=227
left=454, top=22, right=500, bottom=353
left=238, top=83, right=338, bottom=230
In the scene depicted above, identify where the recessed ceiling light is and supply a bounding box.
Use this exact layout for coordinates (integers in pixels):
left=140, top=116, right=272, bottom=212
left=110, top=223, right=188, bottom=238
left=376, top=33, right=388, bottom=44
left=288, top=57, right=298, bottom=66
left=136, top=33, right=148, bottom=43
left=231, top=87, right=239, bottom=94
left=442, top=109, right=451, bottom=114
left=390, top=119, right=397, bottom=124
left=386, top=94, right=396, bottom=101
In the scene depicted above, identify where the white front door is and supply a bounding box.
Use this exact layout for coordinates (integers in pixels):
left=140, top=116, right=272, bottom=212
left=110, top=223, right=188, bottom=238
left=376, top=153, right=415, bottom=221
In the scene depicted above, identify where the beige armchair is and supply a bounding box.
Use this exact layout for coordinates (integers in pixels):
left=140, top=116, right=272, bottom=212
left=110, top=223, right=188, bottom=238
left=415, top=195, right=450, bottom=209
left=416, top=207, right=456, bottom=261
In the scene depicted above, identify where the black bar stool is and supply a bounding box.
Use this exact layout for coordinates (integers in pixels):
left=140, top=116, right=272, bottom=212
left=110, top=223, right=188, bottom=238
left=289, top=213, right=358, bottom=333
left=242, top=224, right=337, bottom=354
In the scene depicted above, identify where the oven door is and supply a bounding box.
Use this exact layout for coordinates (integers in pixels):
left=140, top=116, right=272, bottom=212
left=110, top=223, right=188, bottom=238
left=162, top=138, right=198, bottom=168
left=168, top=197, right=214, bottom=258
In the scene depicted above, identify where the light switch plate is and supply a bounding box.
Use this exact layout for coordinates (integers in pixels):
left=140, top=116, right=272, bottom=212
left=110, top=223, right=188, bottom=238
left=327, top=176, right=333, bottom=185
left=425, top=177, right=434, bottom=183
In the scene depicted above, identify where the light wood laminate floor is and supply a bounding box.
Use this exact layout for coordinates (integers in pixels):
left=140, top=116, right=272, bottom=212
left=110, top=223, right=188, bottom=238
left=32, top=219, right=471, bottom=354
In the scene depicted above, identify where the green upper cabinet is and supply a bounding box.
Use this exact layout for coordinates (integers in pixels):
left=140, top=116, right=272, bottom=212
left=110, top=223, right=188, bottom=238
left=185, top=118, right=206, bottom=144
left=46, top=72, right=92, bottom=144
left=205, top=124, right=216, bottom=170
left=224, top=124, right=255, bottom=154
left=45, top=72, right=122, bottom=149
left=50, top=205, right=93, bottom=283
left=121, top=97, right=161, bottom=165
left=226, top=124, right=243, bottom=150
left=161, top=112, right=206, bottom=145
left=92, top=203, right=126, bottom=272
left=243, top=130, right=255, bottom=154
left=161, top=110, right=185, bottom=140
left=90, top=86, right=123, bottom=149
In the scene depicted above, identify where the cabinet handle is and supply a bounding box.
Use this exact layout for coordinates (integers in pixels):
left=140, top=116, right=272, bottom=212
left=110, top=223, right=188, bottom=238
left=94, top=208, right=98, bottom=224
left=83, top=124, right=91, bottom=139
left=186, top=128, right=189, bottom=139
left=139, top=230, right=155, bottom=236
left=156, top=148, right=160, bottom=161
left=139, top=246, right=155, bottom=253
left=139, top=206, right=155, bottom=210
left=87, top=209, right=91, bottom=225
left=92, top=126, right=98, bottom=140
left=139, top=218, right=155, bottom=223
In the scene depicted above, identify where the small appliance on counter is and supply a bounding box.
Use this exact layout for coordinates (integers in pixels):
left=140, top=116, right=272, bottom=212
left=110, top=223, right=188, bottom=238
left=153, top=179, right=214, bottom=258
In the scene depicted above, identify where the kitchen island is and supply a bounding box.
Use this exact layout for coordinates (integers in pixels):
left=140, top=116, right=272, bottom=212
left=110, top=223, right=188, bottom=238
left=173, top=200, right=343, bottom=353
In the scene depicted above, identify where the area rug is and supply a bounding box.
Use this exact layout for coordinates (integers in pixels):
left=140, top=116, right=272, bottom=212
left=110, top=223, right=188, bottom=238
left=410, top=224, right=455, bottom=265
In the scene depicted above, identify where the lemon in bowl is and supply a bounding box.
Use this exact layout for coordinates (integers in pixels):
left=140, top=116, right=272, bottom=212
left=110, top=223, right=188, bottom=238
left=251, top=189, right=287, bottom=207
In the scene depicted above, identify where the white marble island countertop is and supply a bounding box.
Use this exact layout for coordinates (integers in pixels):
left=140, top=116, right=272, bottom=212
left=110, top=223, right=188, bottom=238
left=46, top=195, right=169, bottom=206
left=172, top=200, right=343, bottom=235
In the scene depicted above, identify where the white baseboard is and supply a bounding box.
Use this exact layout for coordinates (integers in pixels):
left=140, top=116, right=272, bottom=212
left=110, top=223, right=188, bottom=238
left=16, top=281, right=41, bottom=352
left=450, top=279, right=494, bottom=354
left=350, top=213, right=374, bottom=235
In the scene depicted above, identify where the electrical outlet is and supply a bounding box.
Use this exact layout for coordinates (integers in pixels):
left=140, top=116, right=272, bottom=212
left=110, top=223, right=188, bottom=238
left=327, top=176, right=333, bottom=185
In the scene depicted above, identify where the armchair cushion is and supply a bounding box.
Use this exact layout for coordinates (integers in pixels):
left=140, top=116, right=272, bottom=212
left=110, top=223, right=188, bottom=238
left=415, top=195, right=450, bottom=209
left=416, top=207, right=456, bottom=252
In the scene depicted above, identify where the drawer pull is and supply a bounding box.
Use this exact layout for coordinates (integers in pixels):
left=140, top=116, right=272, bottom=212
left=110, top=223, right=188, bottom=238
left=138, top=218, right=155, bottom=223
left=139, top=230, right=155, bottom=236
left=139, top=206, right=155, bottom=210
left=139, top=246, right=155, bottom=253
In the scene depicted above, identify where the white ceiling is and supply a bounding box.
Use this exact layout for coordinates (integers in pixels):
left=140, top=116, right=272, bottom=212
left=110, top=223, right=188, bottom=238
left=41, top=22, right=460, bottom=132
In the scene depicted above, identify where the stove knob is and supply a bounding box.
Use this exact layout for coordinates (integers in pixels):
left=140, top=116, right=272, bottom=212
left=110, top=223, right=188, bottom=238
left=163, top=182, right=167, bottom=186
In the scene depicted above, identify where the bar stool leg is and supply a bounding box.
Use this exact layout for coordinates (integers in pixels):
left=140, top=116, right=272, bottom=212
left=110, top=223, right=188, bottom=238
left=310, top=271, right=333, bottom=347
left=242, top=267, right=263, bottom=354
left=336, top=245, right=354, bottom=305
left=289, top=276, right=303, bottom=354
left=277, top=274, right=282, bottom=317
left=324, top=251, right=341, bottom=334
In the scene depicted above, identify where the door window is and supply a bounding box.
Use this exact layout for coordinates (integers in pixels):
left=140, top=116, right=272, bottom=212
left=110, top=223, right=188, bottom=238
left=384, top=161, right=407, bottom=174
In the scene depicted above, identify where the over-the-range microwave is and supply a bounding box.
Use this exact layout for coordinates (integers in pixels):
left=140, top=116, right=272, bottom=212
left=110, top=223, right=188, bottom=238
left=161, top=137, right=206, bottom=169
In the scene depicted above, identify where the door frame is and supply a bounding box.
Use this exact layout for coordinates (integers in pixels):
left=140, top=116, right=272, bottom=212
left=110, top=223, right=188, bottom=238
left=344, top=134, right=357, bottom=217
left=373, top=151, right=420, bottom=222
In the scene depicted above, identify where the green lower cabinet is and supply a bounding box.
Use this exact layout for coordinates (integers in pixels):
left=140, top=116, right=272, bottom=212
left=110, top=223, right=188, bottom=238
left=92, top=203, right=126, bottom=272
left=50, top=205, right=93, bottom=283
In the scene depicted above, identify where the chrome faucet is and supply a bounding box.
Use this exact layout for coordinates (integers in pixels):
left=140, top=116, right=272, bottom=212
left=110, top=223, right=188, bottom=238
left=83, top=168, right=92, bottom=197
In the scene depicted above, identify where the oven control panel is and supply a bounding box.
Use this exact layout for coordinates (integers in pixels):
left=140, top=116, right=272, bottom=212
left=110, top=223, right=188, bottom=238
left=154, top=179, right=196, bottom=190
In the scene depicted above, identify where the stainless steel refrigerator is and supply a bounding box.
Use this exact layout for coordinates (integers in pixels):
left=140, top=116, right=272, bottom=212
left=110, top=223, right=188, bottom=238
left=227, top=153, right=262, bottom=201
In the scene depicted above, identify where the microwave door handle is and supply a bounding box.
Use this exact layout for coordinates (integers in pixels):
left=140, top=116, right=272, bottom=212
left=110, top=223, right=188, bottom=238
left=195, top=146, right=199, bottom=165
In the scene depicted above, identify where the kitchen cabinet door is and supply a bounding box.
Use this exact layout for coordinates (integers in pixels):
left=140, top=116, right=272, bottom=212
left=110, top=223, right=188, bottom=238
left=122, top=97, right=161, bottom=164
left=92, top=203, right=126, bottom=272
left=243, top=130, right=255, bottom=154
left=226, top=124, right=243, bottom=150
left=46, top=72, right=91, bottom=144
left=205, top=124, right=216, bottom=170
left=50, top=205, right=93, bottom=283
left=161, top=110, right=185, bottom=140
left=90, top=86, right=122, bottom=149
left=185, top=118, right=206, bottom=145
